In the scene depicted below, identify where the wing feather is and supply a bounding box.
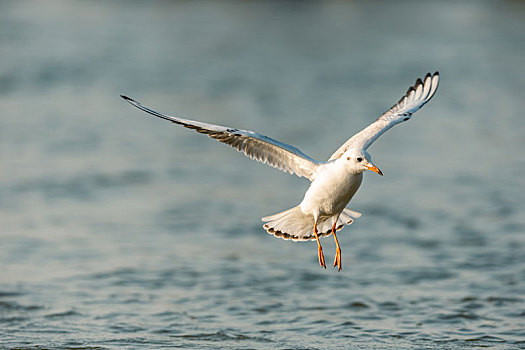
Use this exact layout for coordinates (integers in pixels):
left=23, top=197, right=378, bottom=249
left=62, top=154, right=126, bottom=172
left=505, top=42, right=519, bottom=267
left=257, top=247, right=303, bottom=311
left=329, top=72, right=439, bottom=160
left=121, top=96, right=320, bottom=180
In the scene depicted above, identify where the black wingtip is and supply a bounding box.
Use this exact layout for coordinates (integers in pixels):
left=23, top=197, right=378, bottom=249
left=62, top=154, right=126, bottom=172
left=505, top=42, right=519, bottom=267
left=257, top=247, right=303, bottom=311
left=120, top=95, right=141, bottom=106
left=423, top=72, right=439, bottom=80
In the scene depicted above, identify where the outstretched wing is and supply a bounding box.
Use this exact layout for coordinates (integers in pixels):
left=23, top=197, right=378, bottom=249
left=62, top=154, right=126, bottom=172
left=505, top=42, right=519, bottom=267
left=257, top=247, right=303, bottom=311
left=329, top=72, right=439, bottom=160
left=121, top=96, right=320, bottom=181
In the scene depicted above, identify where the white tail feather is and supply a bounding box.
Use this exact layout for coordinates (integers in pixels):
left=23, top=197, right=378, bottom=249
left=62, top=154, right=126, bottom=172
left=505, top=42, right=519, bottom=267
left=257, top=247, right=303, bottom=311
left=262, top=206, right=359, bottom=241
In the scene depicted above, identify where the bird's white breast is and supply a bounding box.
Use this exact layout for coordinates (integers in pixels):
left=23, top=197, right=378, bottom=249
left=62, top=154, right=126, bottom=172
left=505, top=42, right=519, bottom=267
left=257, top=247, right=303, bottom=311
left=299, top=162, right=363, bottom=218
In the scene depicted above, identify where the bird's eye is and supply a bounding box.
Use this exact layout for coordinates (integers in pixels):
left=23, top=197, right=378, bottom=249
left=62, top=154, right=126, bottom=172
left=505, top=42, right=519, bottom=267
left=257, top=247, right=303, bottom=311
left=357, top=157, right=363, bottom=162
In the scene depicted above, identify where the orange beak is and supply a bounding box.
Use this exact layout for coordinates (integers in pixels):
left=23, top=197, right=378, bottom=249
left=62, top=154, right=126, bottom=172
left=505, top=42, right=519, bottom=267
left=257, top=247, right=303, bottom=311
left=366, top=164, right=383, bottom=176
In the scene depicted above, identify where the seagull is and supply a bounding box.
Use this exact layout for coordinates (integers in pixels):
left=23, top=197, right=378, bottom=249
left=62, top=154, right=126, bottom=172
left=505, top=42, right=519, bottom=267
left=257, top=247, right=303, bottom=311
left=121, top=72, right=439, bottom=271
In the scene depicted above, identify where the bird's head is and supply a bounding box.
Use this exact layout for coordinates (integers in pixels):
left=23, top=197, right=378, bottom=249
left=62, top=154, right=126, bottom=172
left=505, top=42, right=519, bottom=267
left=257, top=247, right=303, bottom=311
left=343, top=149, right=383, bottom=176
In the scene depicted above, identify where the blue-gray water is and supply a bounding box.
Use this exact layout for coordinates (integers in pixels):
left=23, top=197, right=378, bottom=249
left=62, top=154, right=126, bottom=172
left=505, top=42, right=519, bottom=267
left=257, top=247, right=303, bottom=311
left=1, top=1, right=524, bottom=349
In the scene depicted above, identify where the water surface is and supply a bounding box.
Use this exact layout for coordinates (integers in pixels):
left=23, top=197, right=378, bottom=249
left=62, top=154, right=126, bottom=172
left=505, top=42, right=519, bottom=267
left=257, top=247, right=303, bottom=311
left=1, top=0, right=524, bottom=349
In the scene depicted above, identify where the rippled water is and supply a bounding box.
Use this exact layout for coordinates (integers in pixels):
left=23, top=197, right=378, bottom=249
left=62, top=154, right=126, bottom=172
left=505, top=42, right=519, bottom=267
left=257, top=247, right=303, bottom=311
left=1, top=0, right=524, bottom=349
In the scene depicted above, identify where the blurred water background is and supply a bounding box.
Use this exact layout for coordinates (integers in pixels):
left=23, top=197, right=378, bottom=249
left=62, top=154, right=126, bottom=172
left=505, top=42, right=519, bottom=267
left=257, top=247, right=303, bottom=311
left=1, top=0, right=524, bottom=349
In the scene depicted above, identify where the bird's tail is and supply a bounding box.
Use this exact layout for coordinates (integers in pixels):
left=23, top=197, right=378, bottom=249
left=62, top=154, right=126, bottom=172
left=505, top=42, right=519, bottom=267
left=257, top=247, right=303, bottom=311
left=262, top=206, right=361, bottom=241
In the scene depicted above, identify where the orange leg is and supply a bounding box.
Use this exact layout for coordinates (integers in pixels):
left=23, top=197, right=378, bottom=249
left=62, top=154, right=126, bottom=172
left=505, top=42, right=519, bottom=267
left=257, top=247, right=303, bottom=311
left=332, top=222, right=342, bottom=271
left=313, top=222, right=326, bottom=269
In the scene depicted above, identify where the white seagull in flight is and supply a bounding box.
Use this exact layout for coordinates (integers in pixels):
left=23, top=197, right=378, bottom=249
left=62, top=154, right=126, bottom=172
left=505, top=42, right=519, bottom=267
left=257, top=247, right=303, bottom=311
left=122, top=72, right=439, bottom=271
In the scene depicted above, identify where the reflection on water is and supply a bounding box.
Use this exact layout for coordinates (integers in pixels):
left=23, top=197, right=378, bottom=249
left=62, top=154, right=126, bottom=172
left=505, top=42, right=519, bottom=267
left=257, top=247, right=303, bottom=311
left=1, top=0, right=524, bottom=348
